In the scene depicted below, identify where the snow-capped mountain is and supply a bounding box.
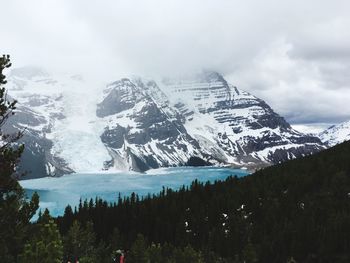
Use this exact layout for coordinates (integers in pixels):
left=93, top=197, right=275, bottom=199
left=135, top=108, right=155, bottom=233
left=96, top=78, right=224, bottom=172
left=97, top=72, right=324, bottom=171
left=6, top=67, right=325, bottom=177
left=319, top=120, right=350, bottom=146
left=160, top=71, right=324, bottom=167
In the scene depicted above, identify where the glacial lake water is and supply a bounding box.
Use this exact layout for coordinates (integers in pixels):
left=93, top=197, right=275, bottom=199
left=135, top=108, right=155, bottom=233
left=20, top=166, right=249, bottom=217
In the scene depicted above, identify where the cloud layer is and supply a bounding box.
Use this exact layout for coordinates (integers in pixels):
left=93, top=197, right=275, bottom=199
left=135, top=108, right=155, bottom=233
left=1, top=0, right=350, bottom=124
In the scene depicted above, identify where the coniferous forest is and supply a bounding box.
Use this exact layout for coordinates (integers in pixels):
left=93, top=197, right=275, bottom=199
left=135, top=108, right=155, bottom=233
left=1, top=55, right=350, bottom=262
left=56, top=140, right=350, bottom=263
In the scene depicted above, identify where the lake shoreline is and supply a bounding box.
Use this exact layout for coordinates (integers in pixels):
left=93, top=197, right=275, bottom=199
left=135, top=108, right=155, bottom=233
left=21, top=166, right=249, bottom=217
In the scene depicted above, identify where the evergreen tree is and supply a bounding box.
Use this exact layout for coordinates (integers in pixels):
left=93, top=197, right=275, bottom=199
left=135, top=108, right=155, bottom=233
left=18, top=209, right=63, bottom=263
left=242, top=242, right=258, bottom=263
left=109, top=227, right=124, bottom=255
left=64, top=220, right=97, bottom=263
left=0, top=54, right=39, bottom=262
left=128, top=233, right=149, bottom=263
left=147, top=243, right=163, bottom=263
left=173, top=245, right=205, bottom=263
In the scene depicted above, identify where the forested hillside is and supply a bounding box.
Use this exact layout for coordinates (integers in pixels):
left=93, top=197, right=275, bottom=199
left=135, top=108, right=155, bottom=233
left=57, top=141, right=350, bottom=262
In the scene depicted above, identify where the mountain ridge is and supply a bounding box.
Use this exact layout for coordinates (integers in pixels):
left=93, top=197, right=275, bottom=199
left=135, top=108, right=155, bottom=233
left=319, top=120, right=350, bottom=146
left=5, top=67, right=325, bottom=177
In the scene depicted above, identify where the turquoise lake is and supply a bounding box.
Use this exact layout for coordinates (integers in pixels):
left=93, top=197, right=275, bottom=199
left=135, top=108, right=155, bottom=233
left=20, top=167, right=249, bottom=217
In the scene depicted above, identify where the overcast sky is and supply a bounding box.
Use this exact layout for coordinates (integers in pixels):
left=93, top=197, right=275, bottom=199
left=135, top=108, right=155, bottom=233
left=1, top=0, right=350, bottom=125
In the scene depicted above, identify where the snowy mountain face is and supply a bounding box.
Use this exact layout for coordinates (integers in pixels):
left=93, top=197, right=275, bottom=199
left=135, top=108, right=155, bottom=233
left=6, top=67, right=110, bottom=178
left=96, top=72, right=324, bottom=171
left=96, top=78, right=216, bottom=172
left=160, top=72, right=324, bottom=167
left=319, top=121, right=350, bottom=146
left=6, top=68, right=325, bottom=177
left=4, top=67, right=71, bottom=178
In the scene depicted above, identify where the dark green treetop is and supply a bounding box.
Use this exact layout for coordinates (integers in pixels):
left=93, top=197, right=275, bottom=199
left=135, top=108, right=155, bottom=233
left=0, top=54, right=39, bottom=262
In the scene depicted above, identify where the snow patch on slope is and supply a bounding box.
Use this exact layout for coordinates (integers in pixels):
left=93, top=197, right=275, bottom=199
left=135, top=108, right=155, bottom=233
left=319, top=120, right=350, bottom=146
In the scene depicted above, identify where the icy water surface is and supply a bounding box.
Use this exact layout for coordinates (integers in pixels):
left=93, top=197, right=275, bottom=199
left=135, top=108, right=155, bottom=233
left=20, top=167, right=249, bottom=217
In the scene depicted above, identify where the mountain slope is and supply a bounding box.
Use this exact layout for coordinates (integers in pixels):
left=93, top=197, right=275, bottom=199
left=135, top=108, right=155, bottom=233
left=5, top=67, right=73, bottom=178
left=4, top=104, right=73, bottom=178
left=319, top=120, right=350, bottom=146
left=96, top=78, right=218, bottom=171
left=97, top=72, right=324, bottom=171
left=161, top=71, right=324, bottom=167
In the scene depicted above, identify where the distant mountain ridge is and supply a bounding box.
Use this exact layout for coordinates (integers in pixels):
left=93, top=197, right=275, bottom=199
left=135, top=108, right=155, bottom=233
left=319, top=120, right=350, bottom=146
left=5, top=67, right=325, bottom=178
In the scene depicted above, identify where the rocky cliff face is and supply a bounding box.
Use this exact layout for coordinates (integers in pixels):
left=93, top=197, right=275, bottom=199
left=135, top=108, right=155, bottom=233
left=6, top=68, right=325, bottom=176
left=3, top=103, right=73, bottom=178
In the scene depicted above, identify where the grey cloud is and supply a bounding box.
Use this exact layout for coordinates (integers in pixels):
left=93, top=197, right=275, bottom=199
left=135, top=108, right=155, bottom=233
left=1, top=0, right=350, bottom=125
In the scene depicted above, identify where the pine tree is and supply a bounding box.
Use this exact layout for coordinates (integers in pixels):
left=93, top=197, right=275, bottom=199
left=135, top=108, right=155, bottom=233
left=242, top=242, right=258, bottom=263
left=18, top=209, right=63, bottom=263
left=173, top=245, right=205, bottom=263
left=110, top=227, right=124, bottom=254
left=0, top=54, right=39, bottom=262
left=128, top=233, right=149, bottom=263
left=147, top=243, right=163, bottom=263
left=64, top=220, right=98, bottom=263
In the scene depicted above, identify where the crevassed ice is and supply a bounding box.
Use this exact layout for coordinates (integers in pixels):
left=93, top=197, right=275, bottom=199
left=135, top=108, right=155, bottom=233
left=48, top=87, right=111, bottom=172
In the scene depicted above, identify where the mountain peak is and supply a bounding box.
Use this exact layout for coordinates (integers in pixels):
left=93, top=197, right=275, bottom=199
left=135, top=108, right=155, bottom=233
left=319, top=120, right=350, bottom=146
left=197, top=70, right=226, bottom=83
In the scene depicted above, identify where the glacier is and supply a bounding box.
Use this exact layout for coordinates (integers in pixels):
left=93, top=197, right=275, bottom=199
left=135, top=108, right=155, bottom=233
left=47, top=88, right=111, bottom=172
left=7, top=68, right=112, bottom=176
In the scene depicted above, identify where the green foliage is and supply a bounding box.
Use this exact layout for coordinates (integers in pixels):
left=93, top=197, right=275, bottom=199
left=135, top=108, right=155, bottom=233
left=147, top=243, right=163, bottom=263
left=63, top=220, right=98, bottom=262
left=19, top=210, right=63, bottom=263
left=126, top=238, right=205, bottom=263
left=242, top=242, right=258, bottom=263
left=0, top=54, right=12, bottom=84
left=0, top=54, right=39, bottom=262
left=0, top=54, right=22, bottom=191
left=172, top=245, right=204, bottom=263
left=128, top=234, right=148, bottom=263
left=109, top=227, right=124, bottom=258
